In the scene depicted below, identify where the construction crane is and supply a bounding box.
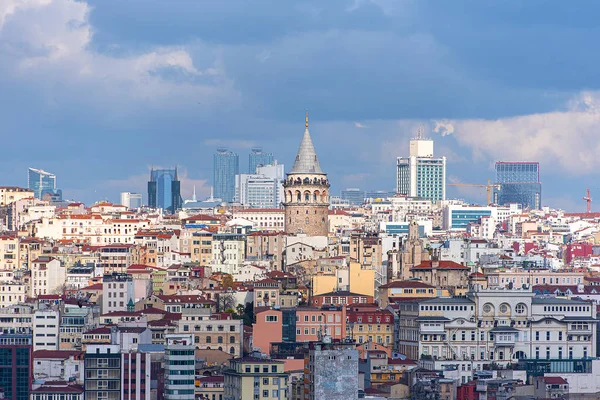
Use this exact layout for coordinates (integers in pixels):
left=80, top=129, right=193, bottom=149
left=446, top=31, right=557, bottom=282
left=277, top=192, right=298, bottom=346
left=447, top=179, right=501, bottom=205
left=583, top=189, right=592, bottom=213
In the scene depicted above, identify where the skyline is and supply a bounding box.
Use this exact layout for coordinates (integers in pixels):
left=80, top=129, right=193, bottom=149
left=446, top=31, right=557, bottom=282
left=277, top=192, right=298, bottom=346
left=2, top=1, right=600, bottom=211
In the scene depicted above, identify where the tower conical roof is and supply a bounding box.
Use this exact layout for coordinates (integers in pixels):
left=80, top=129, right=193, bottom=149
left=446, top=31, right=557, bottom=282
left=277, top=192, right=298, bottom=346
left=290, top=113, right=324, bottom=174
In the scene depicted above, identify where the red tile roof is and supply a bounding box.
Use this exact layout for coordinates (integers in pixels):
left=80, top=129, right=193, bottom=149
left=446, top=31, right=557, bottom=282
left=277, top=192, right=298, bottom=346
left=33, top=350, right=84, bottom=359
left=543, top=376, right=568, bottom=385
left=378, top=280, right=434, bottom=289
left=411, top=260, right=470, bottom=270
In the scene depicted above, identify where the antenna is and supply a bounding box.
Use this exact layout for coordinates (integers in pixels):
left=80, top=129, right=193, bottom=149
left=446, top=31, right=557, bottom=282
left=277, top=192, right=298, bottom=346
left=417, top=126, right=424, bottom=140
left=305, top=110, right=309, bottom=128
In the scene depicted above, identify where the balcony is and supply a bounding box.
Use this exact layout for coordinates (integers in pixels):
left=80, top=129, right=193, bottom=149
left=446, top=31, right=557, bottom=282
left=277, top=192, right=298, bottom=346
left=493, top=335, right=515, bottom=346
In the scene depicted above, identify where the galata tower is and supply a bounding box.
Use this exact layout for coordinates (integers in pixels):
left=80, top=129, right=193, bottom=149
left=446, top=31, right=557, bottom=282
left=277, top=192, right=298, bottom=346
left=283, top=111, right=330, bottom=236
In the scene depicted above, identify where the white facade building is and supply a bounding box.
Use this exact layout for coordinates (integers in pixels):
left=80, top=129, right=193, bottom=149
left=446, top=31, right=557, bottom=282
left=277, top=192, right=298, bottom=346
left=102, top=273, right=135, bottom=314
left=397, top=136, right=446, bottom=202
left=417, top=288, right=597, bottom=384
left=33, top=309, right=60, bottom=351
left=31, top=257, right=66, bottom=297
left=120, top=192, right=143, bottom=209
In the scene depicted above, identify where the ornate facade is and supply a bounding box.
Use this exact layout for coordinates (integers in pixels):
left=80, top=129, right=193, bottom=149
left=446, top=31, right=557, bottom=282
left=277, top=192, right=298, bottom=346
left=283, top=112, right=329, bottom=236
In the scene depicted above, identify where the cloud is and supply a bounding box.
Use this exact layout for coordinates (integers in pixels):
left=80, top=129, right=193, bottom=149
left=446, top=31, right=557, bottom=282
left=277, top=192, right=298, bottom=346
left=341, top=173, right=372, bottom=186
left=449, top=91, right=600, bottom=173
left=0, top=0, right=237, bottom=108
left=432, top=119, right=455, bottom=136
left=354, top=121, right=367, bottom=128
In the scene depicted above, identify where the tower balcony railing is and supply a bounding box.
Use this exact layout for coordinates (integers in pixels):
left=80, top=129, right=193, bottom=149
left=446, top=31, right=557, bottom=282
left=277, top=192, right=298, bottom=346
left=284, top=179, right=330, bottom=187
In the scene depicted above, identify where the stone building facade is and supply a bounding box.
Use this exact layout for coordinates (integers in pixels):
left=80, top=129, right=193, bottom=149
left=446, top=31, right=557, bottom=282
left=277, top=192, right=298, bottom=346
left=284, top=112, right=330, bottom=236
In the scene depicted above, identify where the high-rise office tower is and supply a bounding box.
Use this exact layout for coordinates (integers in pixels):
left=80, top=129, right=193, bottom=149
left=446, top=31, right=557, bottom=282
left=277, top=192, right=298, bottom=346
left=84, top=344, right=121, bottom=400
left=214, top=149, right=239, bottom=203
left=147, top=168, right=182, bottom=213
left=164, top=334, right=195, bottom=400
left=494, top=161, right=541, bottom=209
left=0, top=328, right=33, bottom=400
left=396, top=130, right=446, bottom=202
left=249, top=147, right=274, bottom=173
left=120, top=192, right=143, bottom=209
left=28, top=167, right=57, bottom=199
left=235, top=162, right=285, bottom=208
left=341, top=188, right=365, bottom=206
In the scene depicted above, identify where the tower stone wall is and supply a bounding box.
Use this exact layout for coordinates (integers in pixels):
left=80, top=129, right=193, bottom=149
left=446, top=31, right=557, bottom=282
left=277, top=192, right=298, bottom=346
left=283, top=113, right=329, bottom=236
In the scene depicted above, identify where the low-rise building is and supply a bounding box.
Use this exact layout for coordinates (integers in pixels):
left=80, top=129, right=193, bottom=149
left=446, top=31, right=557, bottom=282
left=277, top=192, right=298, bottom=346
left=223, top=357, right=288, bottom=400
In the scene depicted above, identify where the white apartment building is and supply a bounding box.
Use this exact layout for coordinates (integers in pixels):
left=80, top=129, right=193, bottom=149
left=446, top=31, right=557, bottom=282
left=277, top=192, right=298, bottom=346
left=417, top=287, right=597, bottom=384
left=102, top=273, right=135, bottom=314
left=31, top=257, right=66, bottom=297
left=0, top=234, right=19, bottom=270
left=33, top=309, right=60, bottom=351
left=232, top=209, right=285, bottom=231
left=212, top=233, right=246, bottom=274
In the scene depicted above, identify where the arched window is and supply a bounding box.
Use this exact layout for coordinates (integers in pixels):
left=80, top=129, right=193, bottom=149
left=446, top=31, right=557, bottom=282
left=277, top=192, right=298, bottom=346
left=206, top=336, right=212, bottom=343
left=230, top=347, right=235, bottom=354
left=230, top=336, right=235, bottom=343
left=296, top=192, right=301, bottom=201
left=218, top=336, right=223, bottom=344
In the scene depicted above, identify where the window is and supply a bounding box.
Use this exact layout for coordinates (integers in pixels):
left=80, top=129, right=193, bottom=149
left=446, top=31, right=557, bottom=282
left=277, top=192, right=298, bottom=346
left=266, top=315, right=278, bottom=322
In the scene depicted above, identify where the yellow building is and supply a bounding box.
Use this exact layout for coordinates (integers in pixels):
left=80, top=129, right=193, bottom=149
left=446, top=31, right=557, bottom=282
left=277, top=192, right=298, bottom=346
left=377, top=280, right=438, bottom=309
left=311, top=261, right=375, bottom=298
left=349, top=261, right=375, bottom=298
left=346, top=307, right=395, bottom=347
left=224, top=358, right=289, bottom=400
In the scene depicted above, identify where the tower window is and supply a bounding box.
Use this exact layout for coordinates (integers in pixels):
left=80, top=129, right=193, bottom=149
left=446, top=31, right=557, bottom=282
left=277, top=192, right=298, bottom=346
left=305, top=218, right=309, bottom=225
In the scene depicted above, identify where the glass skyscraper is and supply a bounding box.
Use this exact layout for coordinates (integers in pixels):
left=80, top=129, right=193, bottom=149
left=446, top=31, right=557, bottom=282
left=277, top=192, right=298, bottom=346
left=214, top=149, right=239, bottom=203
left=494, top=162, right=541, bottom=209
left=28, top=168, right=57, bottom=199
left=341, top=188, right=366, bottom=205
left=147, top=168, right=182, bottom=213
left=248, top=148, right=274, bottom=173
left=396, top=135, right=446, bottom=202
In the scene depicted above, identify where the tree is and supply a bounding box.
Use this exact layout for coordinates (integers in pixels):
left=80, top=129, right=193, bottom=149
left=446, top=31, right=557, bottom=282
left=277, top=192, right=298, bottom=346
left=216, top=292, right=236, bottom=313
left=242, top=301, right=254, bottom=326
left=236, top=304, right=245, bottom=317
left=222, top=274, right=234, bottom=289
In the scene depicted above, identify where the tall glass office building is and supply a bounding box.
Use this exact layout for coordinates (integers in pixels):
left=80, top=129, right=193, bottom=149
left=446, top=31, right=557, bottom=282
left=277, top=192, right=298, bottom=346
left=494, top=162, right=541, bottom=209
left=396, top=136, right=446, bottom=202
left=248, top=148, right=274, bottom=173
left=147, top=168, right=182, bottom=213
left=214, top=149, right=239, bottom=203
left=28, top=168, right=57, bottom=199
left=341, top=188, right=366, bottom=205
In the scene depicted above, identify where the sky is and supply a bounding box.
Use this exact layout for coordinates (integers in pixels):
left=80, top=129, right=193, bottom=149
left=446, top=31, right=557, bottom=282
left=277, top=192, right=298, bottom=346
left=1, top=0, right=600, bottom=211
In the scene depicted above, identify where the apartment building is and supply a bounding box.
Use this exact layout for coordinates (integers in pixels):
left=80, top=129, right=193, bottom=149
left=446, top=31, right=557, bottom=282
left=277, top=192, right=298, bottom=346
left=416, top=287, right=597, bottom=383
left=223, top=357, right=289, bottom=400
